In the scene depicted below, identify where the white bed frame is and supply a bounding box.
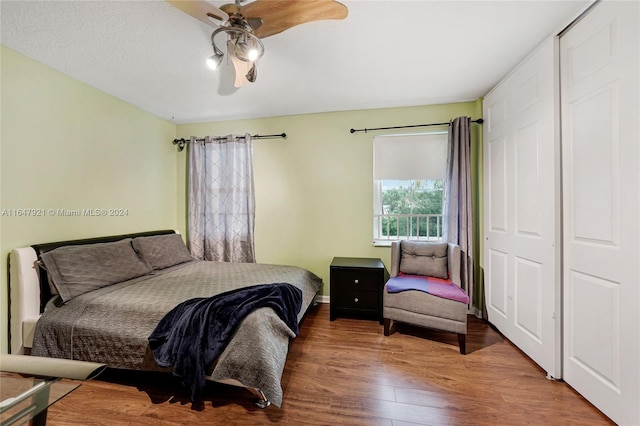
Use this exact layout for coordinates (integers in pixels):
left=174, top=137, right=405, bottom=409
left=9, top=246, right=41, bottom=355
left=8, top=241, right=272, bottom=408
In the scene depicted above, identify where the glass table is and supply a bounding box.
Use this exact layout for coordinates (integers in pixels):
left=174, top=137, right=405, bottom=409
left=0, top=372, right=81, bottom=425
left=0, top=355, right=106, bottom=426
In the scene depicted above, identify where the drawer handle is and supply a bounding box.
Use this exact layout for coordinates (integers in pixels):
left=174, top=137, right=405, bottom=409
left=354, top=279, right=359, bottom=284
left=354, top=297, right=359, bottom=303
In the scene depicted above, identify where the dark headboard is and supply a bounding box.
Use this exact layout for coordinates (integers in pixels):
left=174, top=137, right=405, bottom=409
left=32, top=229, right=176, bottom=312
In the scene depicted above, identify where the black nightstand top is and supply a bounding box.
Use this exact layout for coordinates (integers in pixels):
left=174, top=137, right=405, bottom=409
left=330, top=257, right=386, bottom=269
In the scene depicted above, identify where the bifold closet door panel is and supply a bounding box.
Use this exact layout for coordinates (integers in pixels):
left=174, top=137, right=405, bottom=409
left=483, top=37, right=560, bottom=379
left=560, top=1, right=639, bottom=424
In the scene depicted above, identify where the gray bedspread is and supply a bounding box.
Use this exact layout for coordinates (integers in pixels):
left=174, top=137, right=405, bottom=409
left=31, top=260, right=322, bottom=407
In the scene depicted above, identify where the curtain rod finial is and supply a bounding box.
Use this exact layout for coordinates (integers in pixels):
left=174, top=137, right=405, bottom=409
left=172, top=138, right=186, bottom=152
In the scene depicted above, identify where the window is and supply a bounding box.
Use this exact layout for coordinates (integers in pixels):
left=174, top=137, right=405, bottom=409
left=373, top=132, right=448, bottom=244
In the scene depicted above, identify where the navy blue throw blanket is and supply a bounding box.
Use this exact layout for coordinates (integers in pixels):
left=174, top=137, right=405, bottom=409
left=148, top=283, right=302, bottom=402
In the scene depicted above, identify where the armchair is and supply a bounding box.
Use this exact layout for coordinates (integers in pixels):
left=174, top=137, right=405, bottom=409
left=383, top=240, right=469, bottom=354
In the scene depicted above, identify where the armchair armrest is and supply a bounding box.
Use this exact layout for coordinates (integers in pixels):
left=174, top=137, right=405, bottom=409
left=448, top=243, right=462, bottom=287
left=390, top=241, right=401, bottom=277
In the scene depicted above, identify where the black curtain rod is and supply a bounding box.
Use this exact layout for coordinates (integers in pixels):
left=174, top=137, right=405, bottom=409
left=349, top=118, right=484, bottom=134
left=172, top=133, right=287, bottom=152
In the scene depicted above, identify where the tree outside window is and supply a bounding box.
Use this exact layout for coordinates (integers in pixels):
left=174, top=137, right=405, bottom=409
left=378, top=179, right=444, bottom=239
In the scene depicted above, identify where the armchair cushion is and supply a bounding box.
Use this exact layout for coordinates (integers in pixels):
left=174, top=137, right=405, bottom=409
left=387, top=275, right=469, bottom=304
left=399, top=241, right=449, bottom=279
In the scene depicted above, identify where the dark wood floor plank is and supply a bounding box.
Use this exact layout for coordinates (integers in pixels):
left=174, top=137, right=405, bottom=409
left=43, top=303, right=612, bottom=425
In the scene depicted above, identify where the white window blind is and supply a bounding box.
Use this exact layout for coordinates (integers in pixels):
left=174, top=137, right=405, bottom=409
left=373, top=133, right=448, bottom=180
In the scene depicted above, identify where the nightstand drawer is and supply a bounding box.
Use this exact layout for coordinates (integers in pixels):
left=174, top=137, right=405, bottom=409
left=333, top=289, right=378, bottom=311
left=333, top=269, right=379, bottom=292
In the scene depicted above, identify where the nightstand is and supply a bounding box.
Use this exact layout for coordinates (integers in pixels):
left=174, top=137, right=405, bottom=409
left=330, top=257, right=389, bottom=324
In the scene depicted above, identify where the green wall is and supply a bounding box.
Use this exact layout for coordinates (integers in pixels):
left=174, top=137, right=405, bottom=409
left=177, top=101, right=481, bottom=299
left=0, top=46, right=179, bottom=353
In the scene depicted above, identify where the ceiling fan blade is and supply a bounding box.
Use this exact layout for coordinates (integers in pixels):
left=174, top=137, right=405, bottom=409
left=166, top=0, right=229, bottom=27
left=228, top=40, right=251, bottom=88
left=241, top=0, right=348, bottom=38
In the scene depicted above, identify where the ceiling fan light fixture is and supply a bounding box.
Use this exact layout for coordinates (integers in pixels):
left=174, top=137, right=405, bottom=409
left=235, top=34, right=263, bottom=62
left=206, top=53, right=224, bottom=70
left=246, top=63, right=257, bottom=82
left=236, top=42, right=259, bottom=62
left=208, top=26, right=264, bottom=82
left=206, top=42, right=225, bottom=70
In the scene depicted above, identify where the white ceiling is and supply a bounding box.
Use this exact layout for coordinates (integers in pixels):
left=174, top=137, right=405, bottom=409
left=1, top=0, right=590, bottom=124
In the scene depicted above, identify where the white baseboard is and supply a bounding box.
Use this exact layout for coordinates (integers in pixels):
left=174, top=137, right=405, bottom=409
left=314, top=295, right=330, bottom=304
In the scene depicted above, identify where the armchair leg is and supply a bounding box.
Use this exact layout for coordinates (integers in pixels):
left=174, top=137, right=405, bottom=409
left=458, top=333, right=466, bottom=355
left=384, top=318, right=392, bottom=336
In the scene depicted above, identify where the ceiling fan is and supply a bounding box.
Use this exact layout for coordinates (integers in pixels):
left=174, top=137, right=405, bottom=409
left=168, top=0, right=348, bottom=87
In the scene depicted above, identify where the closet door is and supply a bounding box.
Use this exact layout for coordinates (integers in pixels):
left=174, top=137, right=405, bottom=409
left=483, top=38, right=560, bottom=378
left=560, top=1, right=639, bottom=424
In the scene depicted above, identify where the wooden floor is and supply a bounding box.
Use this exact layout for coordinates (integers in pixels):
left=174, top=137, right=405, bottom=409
left=46, top=303, right=612, bottom=425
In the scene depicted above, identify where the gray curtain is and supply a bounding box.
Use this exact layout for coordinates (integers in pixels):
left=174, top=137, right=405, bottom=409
left=188, top=134, right=256, bottom=263
left=443, top=117, right=474, bottom=308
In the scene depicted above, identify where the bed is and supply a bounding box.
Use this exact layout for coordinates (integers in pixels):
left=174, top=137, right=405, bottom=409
left=8, top=230, right=322, bottom=408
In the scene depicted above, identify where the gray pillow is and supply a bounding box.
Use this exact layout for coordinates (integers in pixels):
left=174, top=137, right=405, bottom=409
left=40, top=238, right=152, bottom=303
left=36, top=260, right=58, bottom=296
left=399, top=241, right=449, bottom=279
left=132, top=234, right=193, bottom=270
